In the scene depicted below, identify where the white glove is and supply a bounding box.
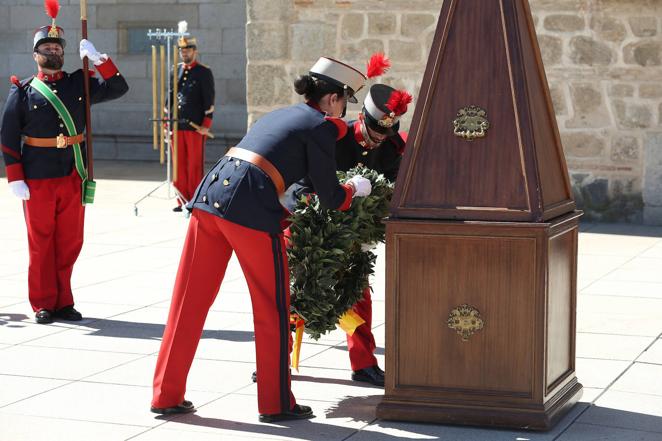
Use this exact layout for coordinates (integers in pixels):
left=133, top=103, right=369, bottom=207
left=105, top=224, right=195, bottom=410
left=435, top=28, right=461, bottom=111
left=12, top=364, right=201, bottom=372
left=348, top=176, right=372, bottom=198
left=79, top=39, right=107, bottom=66
left=9, top=180, right=30, bottom=200
left=361, top=242, right=378, bottom=252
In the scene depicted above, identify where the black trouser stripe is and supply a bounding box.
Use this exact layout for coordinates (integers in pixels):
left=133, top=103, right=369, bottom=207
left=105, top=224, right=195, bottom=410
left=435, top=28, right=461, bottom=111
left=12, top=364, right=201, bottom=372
left=271, top=234, right=290, bottom=412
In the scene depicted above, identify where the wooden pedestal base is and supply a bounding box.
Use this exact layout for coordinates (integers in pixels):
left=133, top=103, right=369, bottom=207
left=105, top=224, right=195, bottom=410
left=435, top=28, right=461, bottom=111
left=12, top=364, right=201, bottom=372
left=376, top=213, right=583, bottom=431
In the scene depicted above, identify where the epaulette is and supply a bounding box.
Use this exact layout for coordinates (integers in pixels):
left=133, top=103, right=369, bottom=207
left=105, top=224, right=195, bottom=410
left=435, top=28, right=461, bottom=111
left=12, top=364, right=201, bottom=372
left=10, top=75, right=34, bottom=90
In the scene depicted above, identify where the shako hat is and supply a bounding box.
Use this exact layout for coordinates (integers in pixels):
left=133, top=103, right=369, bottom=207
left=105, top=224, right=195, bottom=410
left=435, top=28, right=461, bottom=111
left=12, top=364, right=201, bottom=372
left=34, top=0, right=65, bottom=51
left=363, top=84, right=413, bottom=136
left=309, top=57, right=366, bottom=103
left=177, top=21, right=197, bottom=49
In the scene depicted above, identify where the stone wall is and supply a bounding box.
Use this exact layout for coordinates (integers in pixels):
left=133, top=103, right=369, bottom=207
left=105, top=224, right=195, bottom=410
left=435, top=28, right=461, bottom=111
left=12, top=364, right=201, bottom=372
left=0, top=0, right=247, bottom=162
left=246, top=0, right=662, bottom=224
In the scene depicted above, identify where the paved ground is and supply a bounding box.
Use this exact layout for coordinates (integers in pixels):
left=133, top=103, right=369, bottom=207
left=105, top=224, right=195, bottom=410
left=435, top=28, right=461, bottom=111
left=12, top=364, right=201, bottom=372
left=0, top=161, right=661, bottom=441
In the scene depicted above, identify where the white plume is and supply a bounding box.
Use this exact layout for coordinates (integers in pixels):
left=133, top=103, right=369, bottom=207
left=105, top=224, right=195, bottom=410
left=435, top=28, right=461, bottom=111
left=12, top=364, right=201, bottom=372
left=178, top=21, right=188, bottom=34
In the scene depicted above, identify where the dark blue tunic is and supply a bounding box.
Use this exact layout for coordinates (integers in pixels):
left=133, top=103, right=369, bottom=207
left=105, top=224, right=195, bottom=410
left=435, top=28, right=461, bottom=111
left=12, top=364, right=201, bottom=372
left=188, top=103, right=350, bottom=233
left=1, top=61, right=129, bottom=181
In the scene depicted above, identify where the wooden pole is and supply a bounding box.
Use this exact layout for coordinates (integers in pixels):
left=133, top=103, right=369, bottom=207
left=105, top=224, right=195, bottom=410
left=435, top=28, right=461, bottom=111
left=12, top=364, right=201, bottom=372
left=80, top=0, right=94, bottom=180
left=172, top=48, right=179, bottom=182
left=152, top=45, right=158, bottom=150
left=159, top=45, right=165, bottom=164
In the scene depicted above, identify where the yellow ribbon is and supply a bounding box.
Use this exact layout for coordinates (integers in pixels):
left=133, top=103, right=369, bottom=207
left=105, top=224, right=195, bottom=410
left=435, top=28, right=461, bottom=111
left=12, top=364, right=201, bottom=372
left=337, top=309, right=366, bottom=336
left=290, top=314, right=305, bottom=371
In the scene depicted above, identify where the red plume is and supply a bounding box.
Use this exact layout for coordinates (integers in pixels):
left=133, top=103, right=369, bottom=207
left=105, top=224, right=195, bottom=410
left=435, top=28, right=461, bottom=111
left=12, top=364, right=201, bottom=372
left=366, top=53, right=390, bottom=79
left=386, top=90, right=413, bottom=116
left=10, top=76, right=20, bottom=87
left=44, top=0, right=60, bottom=19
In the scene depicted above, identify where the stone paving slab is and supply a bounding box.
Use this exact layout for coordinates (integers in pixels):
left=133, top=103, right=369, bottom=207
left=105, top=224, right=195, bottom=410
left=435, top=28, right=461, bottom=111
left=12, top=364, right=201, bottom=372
left=579, top=390, right=662, bottom=433
left=0, top=163, right=661, bottom=440
left=576, top=333, right=655, bottom=361
left=0, top=414, right=146, bottom=441
left=638, top=338, right=662, bottom=364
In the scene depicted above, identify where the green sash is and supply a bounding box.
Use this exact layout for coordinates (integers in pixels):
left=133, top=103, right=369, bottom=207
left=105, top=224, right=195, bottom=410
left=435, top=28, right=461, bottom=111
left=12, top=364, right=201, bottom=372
left=30, top=77, right=95, bottom=205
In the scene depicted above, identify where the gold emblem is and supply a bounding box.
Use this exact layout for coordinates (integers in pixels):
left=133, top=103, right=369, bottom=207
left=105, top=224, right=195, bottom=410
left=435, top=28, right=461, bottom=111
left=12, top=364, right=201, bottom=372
left=378, top=112, right=396, bottom=128
left=47, top=26, right=59, bottom=38
left=453, top=105, right=490, bottom=141
left=56, top=133, right=66, bottom=148
left=447, top=304, right=484, bottom=341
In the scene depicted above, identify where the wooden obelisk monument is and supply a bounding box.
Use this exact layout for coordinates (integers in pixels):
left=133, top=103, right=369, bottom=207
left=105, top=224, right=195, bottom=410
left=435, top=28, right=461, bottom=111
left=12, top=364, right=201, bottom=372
left=376, top=0, right=583, bottom=430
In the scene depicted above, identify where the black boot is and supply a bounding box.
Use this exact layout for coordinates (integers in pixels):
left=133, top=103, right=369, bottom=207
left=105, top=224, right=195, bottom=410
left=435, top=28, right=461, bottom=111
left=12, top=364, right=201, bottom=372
left=35, top=309, right=53, bottom=324
left=259, top=404, right=313, bottom=423
left=351, top=365, right=384, bottom=387
left=151, top=400, right=195, bottom=415
left=54, top=305, right=82, bottom=321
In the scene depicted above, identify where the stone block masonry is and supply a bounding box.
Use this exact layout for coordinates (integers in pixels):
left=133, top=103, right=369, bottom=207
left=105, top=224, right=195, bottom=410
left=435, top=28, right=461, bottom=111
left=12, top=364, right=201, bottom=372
left=246, top=0, right=662, bottom=224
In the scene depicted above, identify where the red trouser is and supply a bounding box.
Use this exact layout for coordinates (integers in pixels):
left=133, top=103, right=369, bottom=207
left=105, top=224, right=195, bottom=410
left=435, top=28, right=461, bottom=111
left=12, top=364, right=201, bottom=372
left=173, top=130, right=206, bottom=203
left=152, top=209, right=296, bottom=415
left=347, top=287, right=378, bottom=371
left=23, top=171, right=85, bottom=312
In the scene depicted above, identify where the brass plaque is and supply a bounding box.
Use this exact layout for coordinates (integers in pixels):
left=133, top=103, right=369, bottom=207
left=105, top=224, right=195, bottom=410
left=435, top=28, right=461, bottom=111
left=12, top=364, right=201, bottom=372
left=452, top=105, right=490, bottom=141
left=447, top=304, right=484, bottom=341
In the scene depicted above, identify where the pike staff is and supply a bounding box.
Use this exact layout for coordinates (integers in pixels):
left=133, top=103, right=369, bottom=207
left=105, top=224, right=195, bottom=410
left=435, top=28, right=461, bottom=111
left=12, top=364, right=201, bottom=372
left=80, top=0, right=94, bottom=181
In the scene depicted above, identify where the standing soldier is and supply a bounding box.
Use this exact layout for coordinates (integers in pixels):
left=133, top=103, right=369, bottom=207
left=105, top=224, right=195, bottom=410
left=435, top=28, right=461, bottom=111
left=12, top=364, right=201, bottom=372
left=0, top=0, right=129, bottom=324
left=151, top=56, right=373, bottom=422
left=170, top=21, right=215, bottom=212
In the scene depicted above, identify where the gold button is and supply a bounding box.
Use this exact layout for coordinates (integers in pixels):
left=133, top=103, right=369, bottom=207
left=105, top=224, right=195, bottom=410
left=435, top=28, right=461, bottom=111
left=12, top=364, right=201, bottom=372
left=213, top=201, right=220, bottom=209
left=183, top=77, right=187, bottom=80
left=211, top=173, right=218, bottom=181
left=235, top=160, right=240, bottom=167
left=116, top=73, right=120, bottom=76
left=33, top=105, right=37, bottom=109
left=59, top=123, right=64, bottom=128
left=202, top=195, right=207, bottom=202
left=53, top=90, right=58, bottom=93
left=357, top=162, right=363, bottom=167
left=362, top=151, right=368, bottom=156
left=223, top=179, right=230, bottom=186
left=78, top=97, right=82, bottom=101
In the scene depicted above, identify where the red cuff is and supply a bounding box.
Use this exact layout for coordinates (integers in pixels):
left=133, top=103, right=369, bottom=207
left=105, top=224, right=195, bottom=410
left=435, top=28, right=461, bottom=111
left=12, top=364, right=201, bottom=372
left=338, top=184, right=353, bottom=211
left=6, top=163, right=25, bottom=182
left=325, top=117, right=348, bottom=141
left=202, top=117, right=213, bottom=129
left=96, top=58, right=120, bottom=80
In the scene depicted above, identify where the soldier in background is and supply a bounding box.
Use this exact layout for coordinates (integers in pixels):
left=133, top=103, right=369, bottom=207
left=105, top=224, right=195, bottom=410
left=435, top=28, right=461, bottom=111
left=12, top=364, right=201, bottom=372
left=170, top=23, right=215, bottom=211
left=285, top=83, right=412, bottom=387
left=335, top=84, right=411, bottom=386
left=0, top=0, right=129, bottom=324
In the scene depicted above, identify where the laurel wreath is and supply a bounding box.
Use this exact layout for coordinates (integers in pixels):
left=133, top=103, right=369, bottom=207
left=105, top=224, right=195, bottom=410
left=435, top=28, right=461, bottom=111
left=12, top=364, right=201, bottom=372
left=287, top=166, right=394, bottom=339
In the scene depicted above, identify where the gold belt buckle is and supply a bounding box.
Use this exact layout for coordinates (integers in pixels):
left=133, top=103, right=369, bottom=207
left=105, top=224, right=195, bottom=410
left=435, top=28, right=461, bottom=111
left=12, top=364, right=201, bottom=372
left=56, top=133, right=67, bottom=148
